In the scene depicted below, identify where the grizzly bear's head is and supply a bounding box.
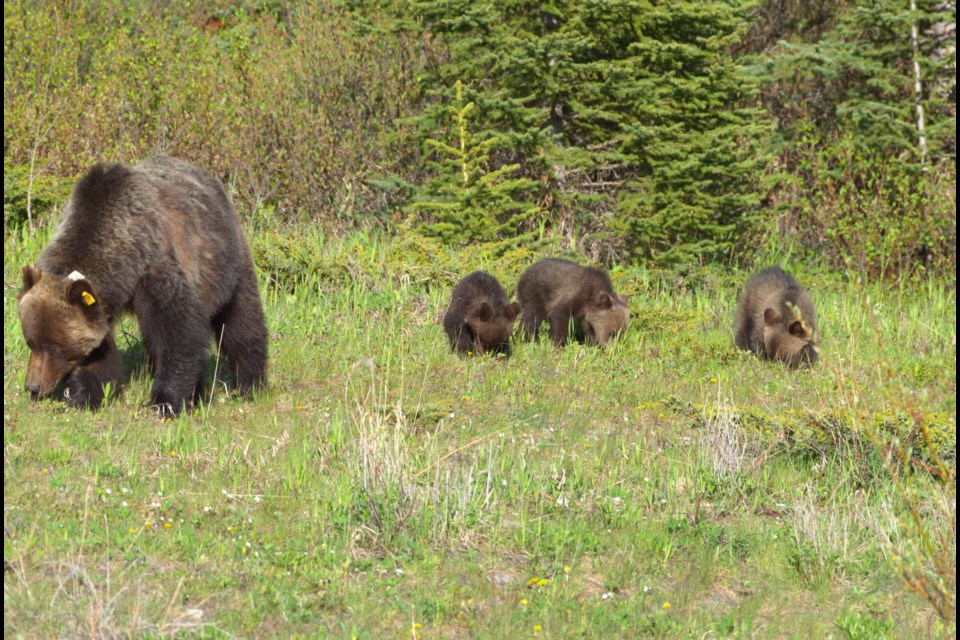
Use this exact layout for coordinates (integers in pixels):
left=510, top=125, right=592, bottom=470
left=17, top=266, right=110, bottom=399
left=466, top=300, right=521, bottom=354
left=583, top=292, right=630, bottom=348
left=762, top=305, right=818, bottom=369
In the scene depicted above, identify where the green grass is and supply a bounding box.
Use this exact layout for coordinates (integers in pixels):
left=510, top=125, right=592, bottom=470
left=3, top=227, right=956, bottom=638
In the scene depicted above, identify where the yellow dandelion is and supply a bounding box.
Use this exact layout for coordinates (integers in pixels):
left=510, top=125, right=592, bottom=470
left=537, top=578, right=548, bottom=587
left=228, top=525, right=236, bottom=532
left=534, top=625, right=542, bottom=633
left=529, top=577, right=539, bottom=585
left=663, top=602, right=671, bottom=610
left=520, top=598, right=528, bottom=606
left=145, top=521, right=153, bottom=528
left=163, top=522, right=173, bottom=529
left=170, top=451, right=178, bottom=457
left=128, top=527, right=136, bottom=534
left=710, top=377, right=718, bottom=384
left=414, top=623, right=421, bottom=629
left=564, top=565, right=571, bottom=574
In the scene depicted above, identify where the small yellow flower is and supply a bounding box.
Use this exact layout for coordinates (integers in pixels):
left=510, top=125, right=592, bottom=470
left=163, top=522, right=173, bottom=529
left=710, top=377, right=718, bottom=384
left=414, top=623, right=421, bottom=629
left=663, top=602, right=671, bottom=610
left=537, top=578, right=548, bottom=587
left=534, top=625, right=542, bottom=633
left=585, top=443, right=592, bottom=449
left=145, top=521, right=153, bottom=528
left=520, top=598, right=528, bottom=606
left=128, top=527, right=136, bottom=534
left=564, top=565, right=571, bottom=574
left=228, top=525, right=236, bottom=532
left=529, top=577, right=539, bottom=585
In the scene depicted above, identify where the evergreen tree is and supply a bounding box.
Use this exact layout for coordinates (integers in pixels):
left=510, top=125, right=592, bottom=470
left=760, top=0, right=956, bottom=165
left=409, top=80, right=539, bottom=246
left=405, top=0, right=769, bottom=265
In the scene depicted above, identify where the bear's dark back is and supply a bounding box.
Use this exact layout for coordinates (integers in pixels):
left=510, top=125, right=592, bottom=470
left=38, top=157, right=249, bottom=316
left=517, top=258, right=616, bottom=315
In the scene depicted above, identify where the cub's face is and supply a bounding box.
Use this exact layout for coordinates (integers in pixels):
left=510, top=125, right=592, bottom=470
left=762, top=308, right=818, bottom=369
left=584, top=292, right=630, bottom=348
left=17, top=266, right=109, bottom=398
left=468, top=301, right=521, bottom=354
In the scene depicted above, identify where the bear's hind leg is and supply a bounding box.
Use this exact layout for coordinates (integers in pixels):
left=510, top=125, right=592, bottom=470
left=213, top=269, right=268, bottom=396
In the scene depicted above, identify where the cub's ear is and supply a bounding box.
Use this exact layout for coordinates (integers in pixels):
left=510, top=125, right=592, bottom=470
left=21, top=265, right=42, bottom=292
left=504, top=302, right=521, bottom=322
left=476, top=302, right=494, bottom=323
left=66, top=278, right=101, bottom=312
left=788, top=320, right=808, bottom=338
left=597, top=292, right=613, bottom=309
left=763, top=308, right=782, bottom=326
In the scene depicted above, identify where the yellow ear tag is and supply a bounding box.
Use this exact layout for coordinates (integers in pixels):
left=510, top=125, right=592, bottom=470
left=81, top=291, right=96, bottom=306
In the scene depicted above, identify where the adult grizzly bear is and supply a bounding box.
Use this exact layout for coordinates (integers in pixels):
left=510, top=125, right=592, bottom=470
left=516, top=258, right=630, bottom=348
left=443, top=271, right=521, bottom=356
left=733, top=266, right=818, bottom=368
left=17, top=156, right=268, bottom=414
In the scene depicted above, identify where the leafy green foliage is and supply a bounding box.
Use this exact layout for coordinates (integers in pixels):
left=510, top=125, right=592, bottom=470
left=3, top=161, right=72, bottom=231
left=3, top=0, right=434, bottom=226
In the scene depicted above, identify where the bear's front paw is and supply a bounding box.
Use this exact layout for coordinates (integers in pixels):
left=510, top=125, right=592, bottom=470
left=64, top=374, right=104, bottom=409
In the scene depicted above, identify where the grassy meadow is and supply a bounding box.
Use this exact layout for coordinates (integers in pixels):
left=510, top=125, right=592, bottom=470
left=3, top=224, right=955, bottom=638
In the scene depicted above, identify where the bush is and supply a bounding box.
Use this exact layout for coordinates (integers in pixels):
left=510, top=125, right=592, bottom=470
left=3, top=0, right=435, bottom=227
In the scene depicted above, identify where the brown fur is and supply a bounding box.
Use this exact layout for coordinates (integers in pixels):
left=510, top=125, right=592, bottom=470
left=17, top=156, right=268, bottom=414
left=443, top=272, right=521, bottom=356
left=734, top=267, right=819, bottom=368
left=516, top=258, right=629, bottom=348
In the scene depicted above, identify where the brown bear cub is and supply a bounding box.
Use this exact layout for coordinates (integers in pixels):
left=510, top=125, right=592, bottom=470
left=734, top=266, right=819, bottom=368
left=443, top=272, right=521, bottom=356
left=516, top=258, right=630, bottom=348
left=17, top=156, right=268, bottom=415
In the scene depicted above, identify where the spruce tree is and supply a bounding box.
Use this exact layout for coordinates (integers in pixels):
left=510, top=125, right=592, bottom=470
left=405, top=0, right=769, bottom=265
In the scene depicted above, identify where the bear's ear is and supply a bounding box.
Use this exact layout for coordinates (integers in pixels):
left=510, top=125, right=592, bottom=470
left=21, top=265, right=42, bottom=292
left=476, top=302, right=494, bottom=323
left=66, top=278, right=100, bottom=312
left=596, top=292, right=613, bottom=309
left=617, top=294, right=629, bottom=306
left=504, top=302, right=521, bottom=322
left=788, top=320, right=808, bottom=338
left=763, top=308, right=781, bottom=326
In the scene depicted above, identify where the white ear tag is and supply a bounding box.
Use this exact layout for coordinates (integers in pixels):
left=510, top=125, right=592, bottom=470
left=67, top=270, right=86, bottom=281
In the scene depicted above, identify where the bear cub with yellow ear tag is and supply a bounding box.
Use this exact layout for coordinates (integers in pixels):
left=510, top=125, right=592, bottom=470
left=733, top=266, right=818, bottom=368
left=17, top=156, right=268, bottom=415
